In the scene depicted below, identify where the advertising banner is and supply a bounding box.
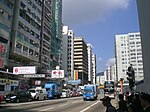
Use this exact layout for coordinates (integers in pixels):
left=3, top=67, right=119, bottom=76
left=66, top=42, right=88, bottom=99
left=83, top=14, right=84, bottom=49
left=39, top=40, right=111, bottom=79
left=51, top=70, right=64, bottom=78
left=74, top=70, right=78, bottom=80
left=13, top=66, right=36, bottom=74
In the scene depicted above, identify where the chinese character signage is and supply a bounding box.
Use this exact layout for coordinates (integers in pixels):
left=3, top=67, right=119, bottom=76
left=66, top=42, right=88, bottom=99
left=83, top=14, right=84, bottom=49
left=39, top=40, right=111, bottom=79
left=13, top=66, right=36, bottom=74
left=0, top=43, right=5, bottom=54
left=0, top=43, right=6, bottom=68
left=51, top=70, right=64, bottom=78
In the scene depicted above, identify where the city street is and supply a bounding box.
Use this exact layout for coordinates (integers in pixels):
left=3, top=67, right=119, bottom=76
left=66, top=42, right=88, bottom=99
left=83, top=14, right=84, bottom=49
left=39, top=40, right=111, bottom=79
left=0, top=96, right=111, bottom=112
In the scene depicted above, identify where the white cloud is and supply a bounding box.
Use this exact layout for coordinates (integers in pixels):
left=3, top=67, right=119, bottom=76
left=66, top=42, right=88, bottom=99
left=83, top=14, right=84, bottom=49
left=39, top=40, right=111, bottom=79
left=62, top=0, right=131, bottom=25
left=98, top=57, right=102, bottom=61
left=106, top=58, right=115, bottom=67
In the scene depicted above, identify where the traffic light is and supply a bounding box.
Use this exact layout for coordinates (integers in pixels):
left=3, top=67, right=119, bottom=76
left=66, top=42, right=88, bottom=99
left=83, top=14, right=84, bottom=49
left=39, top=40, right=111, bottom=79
left=127, top=64, right=135, bottom=91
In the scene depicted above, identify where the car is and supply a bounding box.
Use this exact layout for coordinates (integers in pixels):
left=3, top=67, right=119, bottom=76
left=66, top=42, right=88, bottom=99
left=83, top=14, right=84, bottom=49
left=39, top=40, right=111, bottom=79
left=0, top=94, right=4, bottom=103
left=5, top=90, right=33, bottom=103
left=71, top=91, right=80, bottom=97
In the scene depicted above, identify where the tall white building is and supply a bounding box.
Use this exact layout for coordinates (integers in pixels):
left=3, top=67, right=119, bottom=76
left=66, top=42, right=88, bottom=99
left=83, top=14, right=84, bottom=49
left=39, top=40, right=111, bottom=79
left=62, top=26, right=74, bottom=79
left=104, top=64, right=116, bottom=82
left=87, top=43, right=93, bottom=83
left=115, top=32, right=143, bottom=82
left=92, top=53, right=96, bottom=84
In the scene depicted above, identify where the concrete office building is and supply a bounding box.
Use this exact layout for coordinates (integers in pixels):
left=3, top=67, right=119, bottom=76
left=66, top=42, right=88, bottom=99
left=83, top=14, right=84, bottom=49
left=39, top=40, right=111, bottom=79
left=40, top=0, right=52, bottom=72
left=10, top=0, right=42, bottom=69
left=115, top=32, right=143, bottom=82
left=87, top=43, right=93, bottom=83
left=62, top=26, right=74, bottom=80
left=0, top=0, right=15, bottom=69
left=74, top=37, right=88, bottom=85
left=136, top=0, right=150, bottom=93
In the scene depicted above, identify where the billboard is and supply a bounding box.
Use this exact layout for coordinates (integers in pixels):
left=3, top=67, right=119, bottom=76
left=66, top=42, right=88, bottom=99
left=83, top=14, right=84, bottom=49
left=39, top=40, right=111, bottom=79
left=13, top=66, right=36, bottom=74
left=51, top=70, right=64, bottom=78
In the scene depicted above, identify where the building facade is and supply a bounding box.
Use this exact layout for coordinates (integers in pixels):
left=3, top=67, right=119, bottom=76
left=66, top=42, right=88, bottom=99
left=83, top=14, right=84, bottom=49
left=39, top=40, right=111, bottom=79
left=115, top=32, right=143, bottom=82
left=136, top=0, right=150, bottom=93
left=62, top=26, right=74, bottom=80
left=92, top=53, right=96, bottom=84
left=40, top=0, right=52, bottom=72
left=87, top=43, right=93, bottom=83
left=0, top=0, right=15, bottom=69
left=50, top=0, right=62, bottom=69
left=74, top=37, right=88, bottom=85
left=10, top=0, right=42, bottom=69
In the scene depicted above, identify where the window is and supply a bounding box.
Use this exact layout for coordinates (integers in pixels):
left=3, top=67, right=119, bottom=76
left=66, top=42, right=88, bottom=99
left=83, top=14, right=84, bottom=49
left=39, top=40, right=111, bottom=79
left=16, top=43, right=22, bottom=49
left=0, top=85, right=4, bottom=91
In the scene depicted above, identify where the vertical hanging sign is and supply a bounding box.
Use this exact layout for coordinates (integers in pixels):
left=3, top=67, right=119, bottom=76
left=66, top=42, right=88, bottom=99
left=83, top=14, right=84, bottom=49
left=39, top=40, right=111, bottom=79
left=74, top=70, right=78, bottom=80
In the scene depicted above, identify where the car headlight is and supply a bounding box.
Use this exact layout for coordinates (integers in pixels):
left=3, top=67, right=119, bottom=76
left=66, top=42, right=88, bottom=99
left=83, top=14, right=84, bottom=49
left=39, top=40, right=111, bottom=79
left=11, top=96, right=16, bottom=99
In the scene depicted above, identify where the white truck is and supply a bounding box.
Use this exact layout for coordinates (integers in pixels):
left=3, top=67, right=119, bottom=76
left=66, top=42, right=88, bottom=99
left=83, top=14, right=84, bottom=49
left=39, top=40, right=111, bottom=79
left=29, top=87, right=47, bottom=100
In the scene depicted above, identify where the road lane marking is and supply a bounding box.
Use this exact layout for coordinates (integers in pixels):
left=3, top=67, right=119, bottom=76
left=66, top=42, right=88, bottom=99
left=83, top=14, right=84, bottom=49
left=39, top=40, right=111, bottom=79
left=80, top=101, right=100, bottom=112
left=72, top=100, right=81, bottom=103
left=59, top=103, right=68, bottom=106
left=40, top=107, right=54, bottom=111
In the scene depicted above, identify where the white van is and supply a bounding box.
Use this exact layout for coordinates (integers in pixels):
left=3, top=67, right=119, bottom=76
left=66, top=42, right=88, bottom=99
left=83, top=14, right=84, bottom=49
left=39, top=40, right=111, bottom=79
left=29, top=88, right=47, bottom=100
left=61, top=89, right=71, bottom=98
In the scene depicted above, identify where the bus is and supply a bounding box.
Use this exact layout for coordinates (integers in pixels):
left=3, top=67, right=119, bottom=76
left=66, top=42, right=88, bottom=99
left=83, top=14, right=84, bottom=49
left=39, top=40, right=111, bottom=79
left=104, top=81, right=115, bottom=99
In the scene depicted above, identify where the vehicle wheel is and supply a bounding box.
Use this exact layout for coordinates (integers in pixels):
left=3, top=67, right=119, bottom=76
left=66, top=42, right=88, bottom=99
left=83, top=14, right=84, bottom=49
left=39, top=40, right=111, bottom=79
left=27, top=98, right=32, bottom=102
left=16, top=99, right=20, bottom=103
left=43, top=96, right=45, bottom=100
left=83, top=98, right=86, bottom=101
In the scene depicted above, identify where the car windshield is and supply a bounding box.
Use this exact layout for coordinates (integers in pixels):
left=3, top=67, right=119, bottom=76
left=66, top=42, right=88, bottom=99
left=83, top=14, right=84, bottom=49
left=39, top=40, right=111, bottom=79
left=29, top=90, right=36, bottom=93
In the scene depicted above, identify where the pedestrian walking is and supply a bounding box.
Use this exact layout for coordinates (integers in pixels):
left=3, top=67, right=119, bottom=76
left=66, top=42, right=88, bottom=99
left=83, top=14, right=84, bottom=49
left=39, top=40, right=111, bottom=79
left=117, top=94, right=128, bottom=112
left=100, top=96, right=117, bottom=112
left=140, top=93, right=150, bottom=112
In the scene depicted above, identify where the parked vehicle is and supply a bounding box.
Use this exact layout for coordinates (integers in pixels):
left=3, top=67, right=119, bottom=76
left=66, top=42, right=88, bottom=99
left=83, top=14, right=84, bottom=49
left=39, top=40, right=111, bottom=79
left=29, top=88, right=47, bottom=100
left=44, top=82, right=62, bottom=99
left=5, top=90, right=32, bottom=103
left=61, top=89, right=71, bottom=98
left=71, top=90, right=80, bottom=97
left=0, top=94, right=4, bottom=103
left=83, top=84, right=98, bottom=101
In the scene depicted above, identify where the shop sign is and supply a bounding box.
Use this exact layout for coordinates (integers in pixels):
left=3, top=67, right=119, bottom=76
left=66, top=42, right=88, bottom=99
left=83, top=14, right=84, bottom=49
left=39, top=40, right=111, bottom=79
left=0, top=78, right=19, bottom=86
left=23, top=74, right=45, bottom=78
left=13, top=66, right=36, bottom=74
left=51, top=70, right=64, bottom=78
left=0, top=58, right=4, bottom=68
left=0, top=43, right=5, bottom=54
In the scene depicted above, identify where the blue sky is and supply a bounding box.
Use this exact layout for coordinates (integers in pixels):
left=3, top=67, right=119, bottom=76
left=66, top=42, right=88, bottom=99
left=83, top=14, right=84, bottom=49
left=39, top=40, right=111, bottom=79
left=62, top=0, right=139, bottom=72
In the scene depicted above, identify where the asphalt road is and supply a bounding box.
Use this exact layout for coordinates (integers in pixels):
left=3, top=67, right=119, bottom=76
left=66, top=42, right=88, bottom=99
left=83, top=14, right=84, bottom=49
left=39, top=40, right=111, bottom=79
left=0, top=96, right=107, bottom=112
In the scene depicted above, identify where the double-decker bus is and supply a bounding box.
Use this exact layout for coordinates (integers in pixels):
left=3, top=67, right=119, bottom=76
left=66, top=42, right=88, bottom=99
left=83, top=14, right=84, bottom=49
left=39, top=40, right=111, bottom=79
left=104, top=81, right=115, bottom=99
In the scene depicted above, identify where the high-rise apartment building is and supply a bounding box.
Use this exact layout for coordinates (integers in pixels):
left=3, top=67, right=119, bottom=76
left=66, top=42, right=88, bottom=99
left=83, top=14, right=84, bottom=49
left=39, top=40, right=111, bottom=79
left=87, top=43, right=93, bottom=83
left=104, top=64, right=116, bottom=82
left=137, top=0, right=150, bottom=93
left=62, top=26, right=74, bottom=80
left=0, top=0, right=15, bottom=69
left=115, top=32, right=143, bottom=82
left=40, top=0, right=52, bottom=72
left=10, top=0, right=42, bottom=69
left=92, top=53, right=96, bottom=84
left=74, top=37, right=88, bottom=85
